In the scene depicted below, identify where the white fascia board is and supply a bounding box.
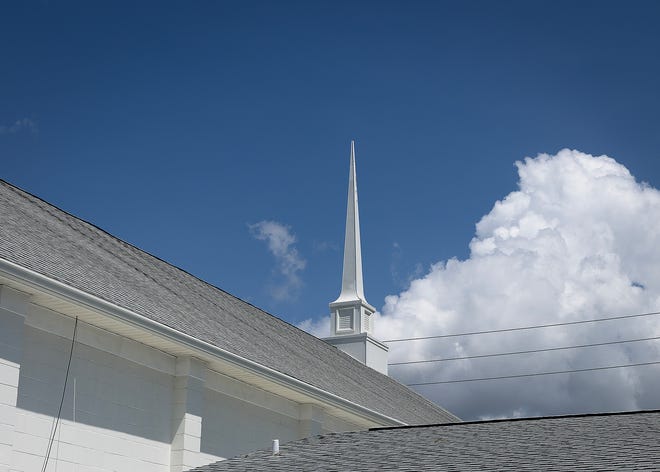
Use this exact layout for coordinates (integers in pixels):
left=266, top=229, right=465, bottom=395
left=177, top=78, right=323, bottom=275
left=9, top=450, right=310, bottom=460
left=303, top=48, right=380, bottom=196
left=0, top=257, right=405, bottom=427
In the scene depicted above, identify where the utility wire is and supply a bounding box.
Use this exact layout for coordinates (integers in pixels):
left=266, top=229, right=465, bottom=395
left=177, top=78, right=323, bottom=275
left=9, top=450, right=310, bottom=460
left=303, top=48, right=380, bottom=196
left=382, top=310, right=660, bottom=343
left=407, top=360, right=660, bottom=386
left=389, top=335, right=660, bottom=366
left=41, top=317, right=78, bottom=472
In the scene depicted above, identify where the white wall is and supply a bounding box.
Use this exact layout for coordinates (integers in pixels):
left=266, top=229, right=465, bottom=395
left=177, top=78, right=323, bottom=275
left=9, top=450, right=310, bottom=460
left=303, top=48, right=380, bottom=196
left=0, top=290, right=364, bottom=472
left=0, top=306, right=25, bottom=470
left=201, top=388, right=299, bottom=459
left=12, top=325, right=174, bottom=472
left=0, top=286, right=30, bottom=472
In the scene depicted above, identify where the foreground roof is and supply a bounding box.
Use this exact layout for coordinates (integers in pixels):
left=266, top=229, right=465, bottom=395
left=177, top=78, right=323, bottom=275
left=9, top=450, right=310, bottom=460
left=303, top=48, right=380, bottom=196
left=191, top=410, right=660, bottom=471
left=0, top=180, right=457, bottom=425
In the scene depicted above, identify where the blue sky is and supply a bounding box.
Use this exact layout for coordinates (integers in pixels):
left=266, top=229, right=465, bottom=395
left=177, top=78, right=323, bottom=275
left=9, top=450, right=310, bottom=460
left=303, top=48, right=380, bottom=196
left=3, top=3, right=660, bottom=417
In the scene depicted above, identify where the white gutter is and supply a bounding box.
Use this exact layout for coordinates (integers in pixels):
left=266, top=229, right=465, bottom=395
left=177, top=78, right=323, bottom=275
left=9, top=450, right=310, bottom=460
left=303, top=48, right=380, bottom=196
left=0, top=258, right=406, bottom=427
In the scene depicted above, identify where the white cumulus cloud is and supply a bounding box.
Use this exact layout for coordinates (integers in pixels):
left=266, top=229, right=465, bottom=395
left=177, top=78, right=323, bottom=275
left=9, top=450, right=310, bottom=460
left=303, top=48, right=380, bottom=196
left=303, top=149, right=660, bottom=420
left=250, top=220, right=306, bottom=301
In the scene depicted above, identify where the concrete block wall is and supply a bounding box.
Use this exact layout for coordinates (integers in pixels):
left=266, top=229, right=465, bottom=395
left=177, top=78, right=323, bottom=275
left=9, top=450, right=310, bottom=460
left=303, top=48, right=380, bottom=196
left=0, top=287, right=363, bottom=472
left=12, top=324, right=174, bottom=472
left=0, top=286, right=28, bottom=472
left=201, top=387, right=300, bottom=459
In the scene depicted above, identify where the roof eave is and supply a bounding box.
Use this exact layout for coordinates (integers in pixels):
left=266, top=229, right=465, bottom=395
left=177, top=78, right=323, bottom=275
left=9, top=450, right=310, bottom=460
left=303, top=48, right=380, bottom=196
left=0, top=257, right=407, bottom=427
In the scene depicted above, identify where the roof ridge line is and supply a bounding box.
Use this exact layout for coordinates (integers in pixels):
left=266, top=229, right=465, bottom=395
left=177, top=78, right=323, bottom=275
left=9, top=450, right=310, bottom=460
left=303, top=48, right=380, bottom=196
left=370, top=408, right=660, bottom=431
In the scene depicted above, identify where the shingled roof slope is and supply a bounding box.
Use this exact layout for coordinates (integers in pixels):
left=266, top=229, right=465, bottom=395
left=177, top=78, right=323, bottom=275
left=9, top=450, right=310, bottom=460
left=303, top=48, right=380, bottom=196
left=0, top=180, right=457, bottom=425
left=191, top=410, right=660, bottom=471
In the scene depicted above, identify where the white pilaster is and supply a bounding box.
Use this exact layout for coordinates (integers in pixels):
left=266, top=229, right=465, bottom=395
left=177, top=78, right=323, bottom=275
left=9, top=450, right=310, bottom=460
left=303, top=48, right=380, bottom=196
left=170, top=356, right=207, bottom=472
left=298, top=404, right=324, bottom=438
left=0, top=286, right=28, bottom=471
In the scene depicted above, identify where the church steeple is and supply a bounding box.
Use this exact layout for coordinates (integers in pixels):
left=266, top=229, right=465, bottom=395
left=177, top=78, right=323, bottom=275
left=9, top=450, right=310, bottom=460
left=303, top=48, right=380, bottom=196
left=335, top=140, right=367, bottom=305
left=324, top=141, right=389, bottom=374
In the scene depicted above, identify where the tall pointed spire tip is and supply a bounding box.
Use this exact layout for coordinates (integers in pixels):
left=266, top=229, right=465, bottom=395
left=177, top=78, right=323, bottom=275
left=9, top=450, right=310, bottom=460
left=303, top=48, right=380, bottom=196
left=333, top=139, right=367, bottom=304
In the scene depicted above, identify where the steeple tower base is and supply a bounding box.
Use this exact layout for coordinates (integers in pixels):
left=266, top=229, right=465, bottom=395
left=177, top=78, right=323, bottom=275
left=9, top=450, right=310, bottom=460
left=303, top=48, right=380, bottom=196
left=324, top=332, right=389, bottom=374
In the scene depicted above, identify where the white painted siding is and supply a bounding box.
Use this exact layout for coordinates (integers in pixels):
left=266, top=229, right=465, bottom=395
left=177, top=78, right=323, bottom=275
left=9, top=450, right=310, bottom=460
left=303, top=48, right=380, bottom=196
left=12, top=325, right=173, bottom=472
left=0, top=308, right=24, bottom=471
left=0, top=301, right=365, bottom=472
left=200, top=388, right=299, bottom=459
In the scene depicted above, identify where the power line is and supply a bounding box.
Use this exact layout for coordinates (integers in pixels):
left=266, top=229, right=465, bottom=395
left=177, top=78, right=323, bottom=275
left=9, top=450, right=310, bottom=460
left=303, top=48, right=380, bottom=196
left=382, top=310, right=660, bottom=343
left=41, top=317, right=78, bottom=472
left=389, top=335, right=660, bottom=366
left=407, top=360, right=660, bottom=386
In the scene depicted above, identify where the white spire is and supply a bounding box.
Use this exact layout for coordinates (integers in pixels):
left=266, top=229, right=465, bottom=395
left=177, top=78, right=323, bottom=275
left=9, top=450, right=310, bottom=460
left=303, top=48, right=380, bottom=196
left=325, top=140, right=388, bottom=374
left=335, top=140, right=368, bottom=304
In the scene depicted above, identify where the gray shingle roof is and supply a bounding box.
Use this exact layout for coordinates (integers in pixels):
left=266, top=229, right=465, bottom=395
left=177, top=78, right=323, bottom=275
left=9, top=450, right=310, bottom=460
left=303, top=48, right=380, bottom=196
left=0, top=179, right=457, bottom=425
left=190, top=410, right=660, bottom=471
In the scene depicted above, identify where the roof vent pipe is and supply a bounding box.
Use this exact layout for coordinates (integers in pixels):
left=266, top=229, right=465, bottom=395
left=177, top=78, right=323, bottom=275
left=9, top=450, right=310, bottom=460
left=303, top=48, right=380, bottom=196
left=272, top=439, right=280, bottom=455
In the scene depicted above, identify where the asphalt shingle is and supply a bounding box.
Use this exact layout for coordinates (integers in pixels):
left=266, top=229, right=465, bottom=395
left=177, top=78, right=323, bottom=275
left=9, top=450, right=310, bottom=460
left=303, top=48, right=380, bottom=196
left=0, top=179, right=457, bottom=425
left=190, top=410, right=660, bottom=471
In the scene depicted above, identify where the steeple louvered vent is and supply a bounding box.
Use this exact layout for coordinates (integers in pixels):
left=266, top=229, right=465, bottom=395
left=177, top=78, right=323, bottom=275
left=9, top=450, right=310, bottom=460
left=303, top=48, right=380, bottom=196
left=362, top=310, right=372, bottom=333
left=337, top=308, right=353, bottom=331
